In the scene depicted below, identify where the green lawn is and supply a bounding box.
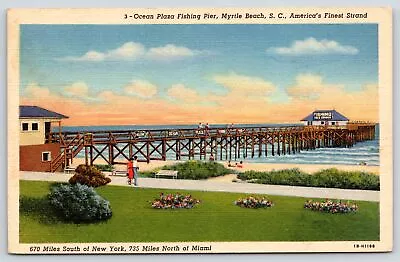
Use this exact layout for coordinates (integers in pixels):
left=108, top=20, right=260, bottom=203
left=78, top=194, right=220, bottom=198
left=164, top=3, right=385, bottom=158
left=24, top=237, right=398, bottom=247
left=19, top=180, right=379, bottom=243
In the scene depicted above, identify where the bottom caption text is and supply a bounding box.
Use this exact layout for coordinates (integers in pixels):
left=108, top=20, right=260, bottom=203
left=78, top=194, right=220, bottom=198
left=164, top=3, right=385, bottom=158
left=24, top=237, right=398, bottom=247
left=28, top=244, right=213, bottom=253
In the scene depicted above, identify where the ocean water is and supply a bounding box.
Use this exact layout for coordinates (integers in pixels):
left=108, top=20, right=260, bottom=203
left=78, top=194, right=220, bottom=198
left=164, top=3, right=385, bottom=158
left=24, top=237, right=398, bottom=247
left=238, top=139, right=379, bottom=166
left=59, top=124, right=379, bottom=166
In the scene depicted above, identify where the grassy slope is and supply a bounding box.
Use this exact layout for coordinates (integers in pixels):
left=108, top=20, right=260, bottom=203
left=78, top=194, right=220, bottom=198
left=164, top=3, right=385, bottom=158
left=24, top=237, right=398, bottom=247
left=19, top=180, right=379, bottom=243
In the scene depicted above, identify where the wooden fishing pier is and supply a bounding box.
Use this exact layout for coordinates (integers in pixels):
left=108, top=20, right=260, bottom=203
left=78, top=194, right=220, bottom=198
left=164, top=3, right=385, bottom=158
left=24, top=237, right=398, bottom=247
left=48, top=122, right=376, bottom=172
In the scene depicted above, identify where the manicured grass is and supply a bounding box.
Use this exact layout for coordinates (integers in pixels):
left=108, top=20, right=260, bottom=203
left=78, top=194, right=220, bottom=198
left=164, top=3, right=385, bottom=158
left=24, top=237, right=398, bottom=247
left=19, top=180, right=379, bottom=243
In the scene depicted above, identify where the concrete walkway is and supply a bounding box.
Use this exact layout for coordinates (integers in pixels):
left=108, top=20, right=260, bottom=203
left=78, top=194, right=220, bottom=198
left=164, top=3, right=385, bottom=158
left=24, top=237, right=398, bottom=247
left=19, top=171, right=379, bottom=202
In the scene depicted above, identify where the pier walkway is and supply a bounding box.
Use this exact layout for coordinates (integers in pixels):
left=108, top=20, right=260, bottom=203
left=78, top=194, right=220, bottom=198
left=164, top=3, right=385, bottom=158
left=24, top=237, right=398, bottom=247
left=20, top=171, right=379, bottom=202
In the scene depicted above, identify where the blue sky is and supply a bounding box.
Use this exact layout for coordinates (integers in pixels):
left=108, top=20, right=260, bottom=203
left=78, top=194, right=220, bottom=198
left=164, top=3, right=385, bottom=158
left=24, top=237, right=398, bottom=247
left=20, top=24, right=379, bottom=125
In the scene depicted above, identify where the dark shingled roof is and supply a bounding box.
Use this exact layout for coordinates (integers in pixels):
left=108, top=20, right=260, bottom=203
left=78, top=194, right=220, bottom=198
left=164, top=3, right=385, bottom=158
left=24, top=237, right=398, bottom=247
left=19, top=106, right=69, bottom=119
left=301, top=110, right=349, bottom=121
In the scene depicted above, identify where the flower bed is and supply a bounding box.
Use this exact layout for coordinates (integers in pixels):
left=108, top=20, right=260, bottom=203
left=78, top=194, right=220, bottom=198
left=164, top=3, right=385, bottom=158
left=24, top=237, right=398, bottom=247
left=151, top=193, right=200, bottom=209
left=304, top=199, right=359, bottom=214
left=235, top=196, right=274, bottom=209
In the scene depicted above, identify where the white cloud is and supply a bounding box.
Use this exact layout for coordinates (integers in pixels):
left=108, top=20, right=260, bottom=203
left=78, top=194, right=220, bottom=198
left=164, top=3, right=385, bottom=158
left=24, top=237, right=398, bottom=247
left=268, top=37, right=359, bottom=55
left=167, top=84, right=201, bottom=103
left=213, top=72, right=276, bottom=95
left=60, top=51, right=104, bottom=62
left=24, top=82, right=104, bottom=103
left=62, top=82, right=105, bottom=103
left=24, top=83, right=52, bottom=98
left=124, top=80, right=158, bottom=98
left=60, top=42, right=145, bottom=62
left=64, top=82, right=90, bottom=97
left=147, top=44, right=196, bottom=60
left=107, top=42, right=145, bottom=60
left=286, top=73, right=343, bottom=100
left=73, top=51, right=106, bottom=62
left=59, top=42, right=203, bottom=62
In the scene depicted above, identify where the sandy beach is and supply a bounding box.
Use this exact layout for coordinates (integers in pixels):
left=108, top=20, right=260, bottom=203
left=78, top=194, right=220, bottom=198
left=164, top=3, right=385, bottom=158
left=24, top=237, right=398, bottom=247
left=72, top=157, right=379, bottom=175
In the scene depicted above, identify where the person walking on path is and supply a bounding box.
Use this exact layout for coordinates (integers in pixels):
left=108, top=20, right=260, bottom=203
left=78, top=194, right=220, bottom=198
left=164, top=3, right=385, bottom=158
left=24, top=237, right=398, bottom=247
left=133, top=156, right=139, bottom=186
left=127, top=157, right=134, bottom=185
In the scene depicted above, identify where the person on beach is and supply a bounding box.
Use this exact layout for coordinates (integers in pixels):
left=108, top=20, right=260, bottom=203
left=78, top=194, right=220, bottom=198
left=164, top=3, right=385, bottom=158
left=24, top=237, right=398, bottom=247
left=127, top=157, right=134, bottom=185
left=205, top=123, right=210, bottom=135
left=209, top=153, right=214, bottom=161
left=228, top=160, right=237, bottom=167
left=133, top=156, right=139, bottom=186
left=198, top=122, right=204, bottom=129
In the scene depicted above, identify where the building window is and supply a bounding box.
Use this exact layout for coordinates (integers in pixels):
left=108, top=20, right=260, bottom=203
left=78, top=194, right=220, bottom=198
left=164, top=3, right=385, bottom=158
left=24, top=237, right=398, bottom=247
left=42, top=152, right=51, bottom=162
left=32, top=123, right=39, bottom=131
left=321, top=121, right=325, bottom=125
left=331, top=122, right=336, bottom=125
left=22, top=123, right=29, bottom=131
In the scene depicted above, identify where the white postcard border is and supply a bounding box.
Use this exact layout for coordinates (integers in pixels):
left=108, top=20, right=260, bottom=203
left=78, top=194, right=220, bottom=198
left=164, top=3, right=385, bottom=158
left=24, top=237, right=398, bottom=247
left=7, top=7, right=393, bottom=254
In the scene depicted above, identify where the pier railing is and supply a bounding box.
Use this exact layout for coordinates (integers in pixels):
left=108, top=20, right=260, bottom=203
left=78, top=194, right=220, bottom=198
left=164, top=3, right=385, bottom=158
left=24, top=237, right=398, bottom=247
left=51, top=124, right=376, bottom=145
left=51, top=125, right=333, bottom=145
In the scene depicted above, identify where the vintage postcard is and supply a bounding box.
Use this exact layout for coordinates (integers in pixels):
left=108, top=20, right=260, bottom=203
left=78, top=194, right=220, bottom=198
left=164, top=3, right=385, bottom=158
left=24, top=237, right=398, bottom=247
left=7, top=7, right=392, bottom=254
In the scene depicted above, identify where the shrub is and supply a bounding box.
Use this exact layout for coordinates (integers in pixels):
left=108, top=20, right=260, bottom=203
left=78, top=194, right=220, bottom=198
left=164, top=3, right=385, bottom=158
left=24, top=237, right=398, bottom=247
left=151, top=192, right=200, bottom=209
left=48, top=183, right=112, bottom=223
left=235, top=196, right=274, bottom=209
left=69, top=164, right=111, bottom=187
left=304, top=199, right=359, bottom=214
left=238, top=168, right=379, bottom=191
left=161, top=160, right=231, bottom=180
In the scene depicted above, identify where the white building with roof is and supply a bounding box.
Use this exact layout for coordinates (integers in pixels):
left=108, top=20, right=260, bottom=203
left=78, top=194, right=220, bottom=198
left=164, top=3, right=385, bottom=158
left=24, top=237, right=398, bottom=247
left=301, top=110, right=349, bottom=126
left=19, top=105, right=68, bottom=146
left=19, top=105, right=68, bottom=172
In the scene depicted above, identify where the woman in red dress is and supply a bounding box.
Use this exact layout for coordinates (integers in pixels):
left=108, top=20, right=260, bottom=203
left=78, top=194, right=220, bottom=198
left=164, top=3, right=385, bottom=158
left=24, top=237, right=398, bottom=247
left=127, top=157, right=134, bottom=185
